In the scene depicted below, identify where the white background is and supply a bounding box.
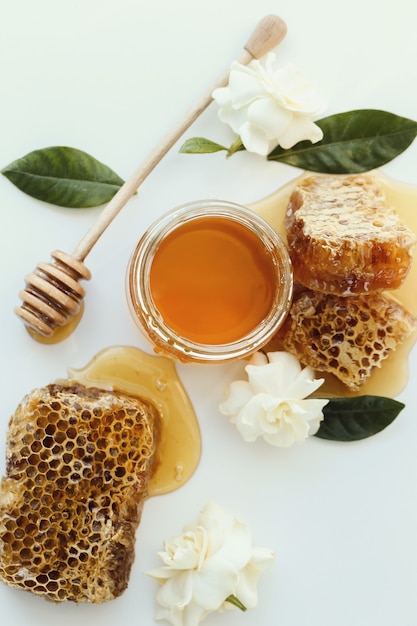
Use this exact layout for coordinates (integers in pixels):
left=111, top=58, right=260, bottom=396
left=0, top=1, right=416, bottom=625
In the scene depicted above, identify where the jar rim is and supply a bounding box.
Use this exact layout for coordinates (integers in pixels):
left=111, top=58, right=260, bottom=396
left=127, top=200, right=293, bottom=363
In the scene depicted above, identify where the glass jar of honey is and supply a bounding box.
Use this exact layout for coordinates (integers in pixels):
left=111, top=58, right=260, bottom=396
left=127, top=200, right=293, bottom=363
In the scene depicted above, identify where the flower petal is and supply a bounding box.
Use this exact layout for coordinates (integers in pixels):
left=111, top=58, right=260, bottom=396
left=219, top=379, right=254, bottom=417
left=297, top=398, right=328, bottom=435
left=276, top=114, right=324, bottom=149
left=147, top=564, right=181, bottom=582
left=216, top=102, right=250, bottom=135
left=270, top=352, right=303, bottom=383
left=270, top=63, right=327, bottom=113
left=194, top=502, right=252, bottom=567
left=211, top=85, right=231, bottom=108
left=154, top=604, right=184, bottom=626
left=208, top=521, right=252, bottom=570
left=182, top=603, right=211, bottom=626
left=156, top=570, right=194, bottom=609
left=248, top=352, right=268, bottom=366
left=239, top=121, right=272, bottom=156
left=233, top=396, right=268, bottom=442
left=192, top=560, right=239, bottom=610
left=234, top=547, right=275, bottom=608
left=246, top=97, right=292, bottom=140
left=246, top=355, right=301, bottom=395
left=285, top=367, right=325, bottom=400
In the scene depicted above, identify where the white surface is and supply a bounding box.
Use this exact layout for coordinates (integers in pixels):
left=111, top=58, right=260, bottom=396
left=0, top=1, right=417, bottom=625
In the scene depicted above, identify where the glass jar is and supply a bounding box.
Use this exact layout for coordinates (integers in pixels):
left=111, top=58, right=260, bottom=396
left=127, top=200, right=293, bottom=363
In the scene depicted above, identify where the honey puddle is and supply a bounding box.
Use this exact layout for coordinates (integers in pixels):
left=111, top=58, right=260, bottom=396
left=250, top=171, right=417, bottom=398
left=67, top=345, right=201, bottom=496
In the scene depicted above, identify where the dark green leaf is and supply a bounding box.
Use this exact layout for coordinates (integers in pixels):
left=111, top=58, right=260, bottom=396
left=179, top=137, right=227, bottom=154
left=315, top=395, right=405, bottom=442
left=268, top=109, right=417, bottom=173
left=1, top=146, right=125, bottom=208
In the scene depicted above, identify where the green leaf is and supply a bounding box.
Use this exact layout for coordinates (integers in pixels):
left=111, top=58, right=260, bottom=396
left=1, top=146, right=125, bottom=208
left=179, top=137, right=227, bottom=154
left=267, top=109, right=417, bottom=173
left=315, top=395, right=405, bottom=442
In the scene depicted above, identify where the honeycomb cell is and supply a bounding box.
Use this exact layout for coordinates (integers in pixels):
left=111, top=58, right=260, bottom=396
left=38, top=461, right=49, bottom=473
left=30, top=441, right=42, bottom=453
left=66, top=427, right=77, bottom=439
left=54, top=431, right=66, bottom=444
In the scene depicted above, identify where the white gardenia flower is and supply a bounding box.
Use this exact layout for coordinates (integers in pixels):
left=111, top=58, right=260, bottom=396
left=212, top=53, right=327, bottom=156
left=147, top=501, right=275, bottom=626
left=219, top=351, right=328, bottom=447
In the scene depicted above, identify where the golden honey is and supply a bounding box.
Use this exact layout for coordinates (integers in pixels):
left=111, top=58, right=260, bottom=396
left=127, top=200, right=293, bottom=363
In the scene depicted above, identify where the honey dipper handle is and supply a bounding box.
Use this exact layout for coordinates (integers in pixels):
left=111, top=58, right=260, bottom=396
left=71, top=15, right=287, bottom=261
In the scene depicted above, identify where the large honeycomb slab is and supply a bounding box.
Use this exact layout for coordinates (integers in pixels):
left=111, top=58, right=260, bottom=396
left=0, top=383, right=160, bottom=603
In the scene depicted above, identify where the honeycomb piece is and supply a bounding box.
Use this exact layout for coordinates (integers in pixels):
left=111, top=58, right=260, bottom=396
left=0, top=383, right=161, bottom=603
left=273, top=288, right=417, bottom=390
left=285, top=174, right=416, bottom=294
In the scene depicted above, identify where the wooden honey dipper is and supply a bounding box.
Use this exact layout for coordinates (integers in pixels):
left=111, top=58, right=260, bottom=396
left=15, top=14, right=287, bottom=338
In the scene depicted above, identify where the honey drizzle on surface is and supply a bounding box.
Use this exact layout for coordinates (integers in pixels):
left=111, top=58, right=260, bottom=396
left=250, top=171, right=417, bottom=398
left=67, top=346, right=201, bottom=496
